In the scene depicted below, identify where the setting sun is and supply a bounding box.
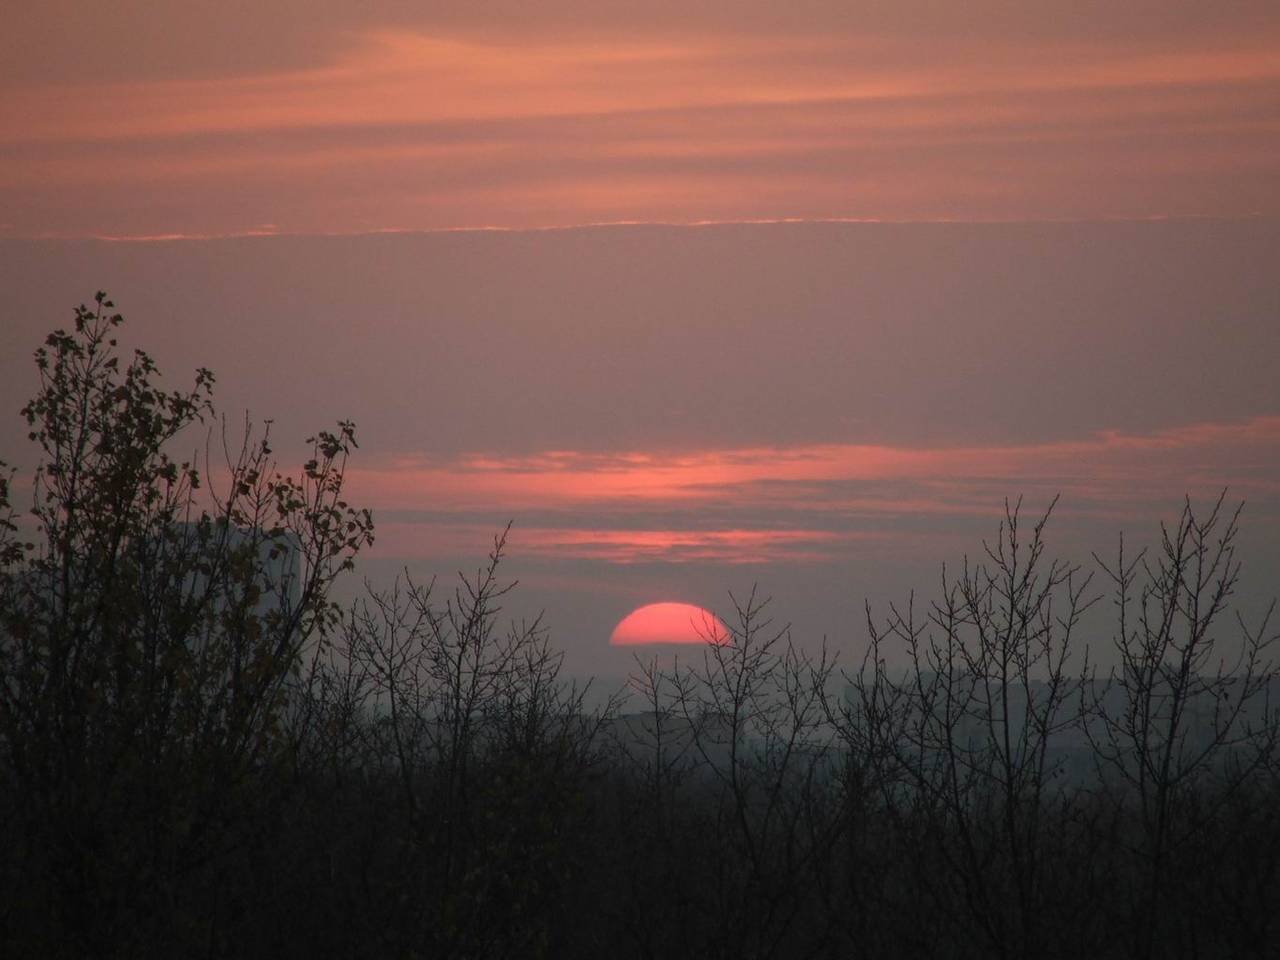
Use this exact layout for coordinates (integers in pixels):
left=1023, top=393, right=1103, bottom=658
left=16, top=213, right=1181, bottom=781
left=608, top=602, right=730, bottom=646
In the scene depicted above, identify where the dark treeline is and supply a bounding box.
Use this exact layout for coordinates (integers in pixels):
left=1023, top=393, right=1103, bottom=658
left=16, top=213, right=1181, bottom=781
left=2, top=298, right=1278, bottom=959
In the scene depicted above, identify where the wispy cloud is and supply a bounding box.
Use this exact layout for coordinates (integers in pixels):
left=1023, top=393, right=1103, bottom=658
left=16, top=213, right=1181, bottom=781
left=4, top=7, right=1278, bottom=236
left=349, top=417, right=1280, bottom=563
left=373, top=524, right=855, bottom=565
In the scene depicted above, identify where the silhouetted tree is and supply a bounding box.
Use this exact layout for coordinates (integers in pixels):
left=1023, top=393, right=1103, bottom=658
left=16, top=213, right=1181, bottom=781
left=0, top=294, right=373, bottom=957
left=842, top=499, right=1094, bottom=959
left=617, top=590, right=842, bottom=960
left=301, top=527, right=614, bottom=958
left=1087, top=494, right=1278, bottom=960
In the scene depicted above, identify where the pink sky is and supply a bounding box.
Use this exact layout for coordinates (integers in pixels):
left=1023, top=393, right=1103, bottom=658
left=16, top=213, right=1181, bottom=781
left=2, top=8, right=1278, bottom=669
left=3, top=2, right=1279, bottom=237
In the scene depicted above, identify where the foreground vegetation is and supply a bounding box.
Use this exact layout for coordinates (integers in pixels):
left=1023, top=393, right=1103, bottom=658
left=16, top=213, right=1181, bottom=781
left=2, top=298, right=1277, bottom=959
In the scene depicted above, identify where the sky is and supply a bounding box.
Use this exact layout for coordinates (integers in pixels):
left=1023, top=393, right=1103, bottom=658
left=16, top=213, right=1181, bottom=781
left=3, top=1, right=1280, bottom=236
left=2, top=4, right=1278, bottom=679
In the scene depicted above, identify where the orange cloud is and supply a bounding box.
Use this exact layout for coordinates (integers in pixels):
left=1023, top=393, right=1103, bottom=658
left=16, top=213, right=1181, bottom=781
left=351, top=417, right=1280, bottom=504
left=347, top=417, right=1280, bottom=564
left=4, top=15, right=1279, bottom=236
left=373, top=524, right=855, bottom=564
